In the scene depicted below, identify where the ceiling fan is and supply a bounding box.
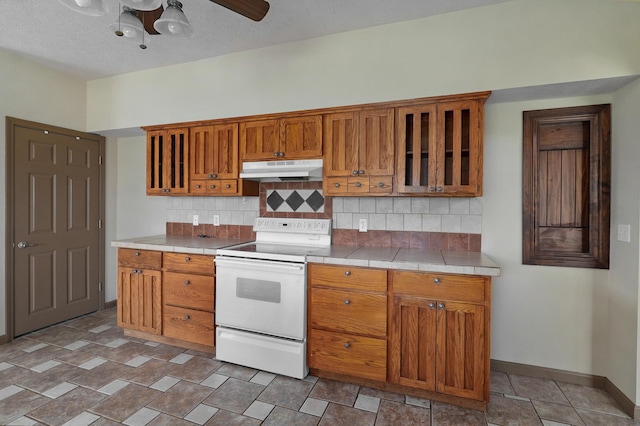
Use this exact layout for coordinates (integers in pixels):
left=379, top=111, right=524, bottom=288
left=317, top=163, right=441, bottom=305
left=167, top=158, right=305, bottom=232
left=58, top=0, right=269, bottom=48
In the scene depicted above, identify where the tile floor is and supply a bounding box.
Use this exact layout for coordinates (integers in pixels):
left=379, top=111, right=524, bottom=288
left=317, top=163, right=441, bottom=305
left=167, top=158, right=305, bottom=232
left=0, top=308, right=638, bottom=425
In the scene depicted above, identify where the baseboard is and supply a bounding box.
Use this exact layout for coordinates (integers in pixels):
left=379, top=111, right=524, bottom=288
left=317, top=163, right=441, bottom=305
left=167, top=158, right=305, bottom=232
left=104, top=300, right=117, bottom=309
left=0, top=334, right=7, bottom=345
left=491, top=359, right=639, bottom=419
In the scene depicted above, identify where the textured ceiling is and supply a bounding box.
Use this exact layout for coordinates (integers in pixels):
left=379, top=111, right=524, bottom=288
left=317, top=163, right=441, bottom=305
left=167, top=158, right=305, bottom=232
left=0, top=0, right=510, bottom=80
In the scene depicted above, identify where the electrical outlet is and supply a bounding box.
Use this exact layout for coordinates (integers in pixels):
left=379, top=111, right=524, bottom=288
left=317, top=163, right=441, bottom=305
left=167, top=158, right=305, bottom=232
left=213, top=215, right=220, bottom=226
left=192, top=214, right=199, bottom=226
left=359, top=218, right=368, bottom=233
left=617, top=224, right=631, bottom=242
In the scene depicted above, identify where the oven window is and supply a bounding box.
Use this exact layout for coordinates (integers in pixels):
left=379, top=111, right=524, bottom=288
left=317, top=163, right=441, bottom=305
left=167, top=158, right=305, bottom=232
left=236, top=278, right=281, bottom=303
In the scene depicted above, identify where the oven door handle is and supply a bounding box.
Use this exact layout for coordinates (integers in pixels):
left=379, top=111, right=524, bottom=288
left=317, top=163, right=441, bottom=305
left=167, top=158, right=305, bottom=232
left=214, top=256, right=305, bottom=274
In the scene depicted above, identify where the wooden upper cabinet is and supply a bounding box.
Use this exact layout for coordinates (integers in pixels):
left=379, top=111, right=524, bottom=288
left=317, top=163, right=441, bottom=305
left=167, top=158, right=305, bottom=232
left=190, top=124, right=238, bottom=180
left=146, top=129, right=189, bottom=195
left=240, top=119, right=279, bottom=161
left=523, top=104, right=610, bottom=268
left=280, top=115, right=323, bottom=159
left=397, top=96, right=486, bottom=196
left=324, top=108, right=394, bottom=196
left=359, top=109, right=395, bottom=176
left=240, top=115, right=322, bottom=161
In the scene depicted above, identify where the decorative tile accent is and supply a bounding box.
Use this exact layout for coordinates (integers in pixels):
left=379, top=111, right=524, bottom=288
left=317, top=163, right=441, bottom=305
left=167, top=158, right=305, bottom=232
left=267, top=189, right=324, bottom=213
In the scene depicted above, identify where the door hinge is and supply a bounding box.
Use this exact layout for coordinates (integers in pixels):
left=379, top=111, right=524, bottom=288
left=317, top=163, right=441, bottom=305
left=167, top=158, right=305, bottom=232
left=99, top=282, right=103, bottom=291
left=99, top=156, right=103, bottom=165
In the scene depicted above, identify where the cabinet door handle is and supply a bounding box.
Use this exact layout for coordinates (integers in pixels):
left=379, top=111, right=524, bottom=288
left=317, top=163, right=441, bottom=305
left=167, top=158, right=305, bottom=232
left=184, top=280, right=190, bottom=285
left=344, top=299, right=351, bottom=305
left=437, top=186, right=443, bottom=192
left=344, top=270, right=351, bottom=276
left=358, top=170, right=364, bottom=175
left=429, top=302, right=436, bottom=309
left=185, top=257, right=191, bottom=262
left=438, top=303, right=445, bottom=310
left=208, top=174, right=216, bottom=178
left=352, top=170, right=358, bottom=175
left=344, top=343, right=351, bottom=349
left=429, top=187, right=435, bottom=192
left=273, top=152, right=279, bottom=157
left=184, top=315, right=190, bottom=320
left=279, top=152, right=285, bottom=157
left=434, top=277, right=441, bottom=284
left=354, top=182, right=362, bottom=187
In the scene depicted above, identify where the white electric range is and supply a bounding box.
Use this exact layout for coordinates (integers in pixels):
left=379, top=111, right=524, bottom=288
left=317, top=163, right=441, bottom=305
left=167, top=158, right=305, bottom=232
left=214, top=218, right=332, bottom=379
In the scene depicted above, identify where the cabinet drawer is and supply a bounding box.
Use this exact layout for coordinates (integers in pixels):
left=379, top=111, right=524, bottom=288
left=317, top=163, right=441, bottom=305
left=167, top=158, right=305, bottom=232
left=347, top=177, right=370, bottom=193
left=309, top=264, right=387, bottom=292
left=164, top=272, right=214, bottom=312
left=310, top=288, right=386, bottom=338
left=163, top=253, right=214, bottom=275
left=219, top=180, right=238, bottom=194
left=118, top=249, right=162, bottom=269
left=368, top=176, right=393, bottom=193
left=326, top=177, right=349, bottom=194
left=391, top=270, right=486, bottom=304
left=308, top=328, right=386, bottom=381
left=163, top=305, right=215, bottom=347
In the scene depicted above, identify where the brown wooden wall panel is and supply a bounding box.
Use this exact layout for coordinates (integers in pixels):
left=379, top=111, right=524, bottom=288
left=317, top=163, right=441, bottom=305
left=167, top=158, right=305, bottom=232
left=523, top=104, right=610, bottom=268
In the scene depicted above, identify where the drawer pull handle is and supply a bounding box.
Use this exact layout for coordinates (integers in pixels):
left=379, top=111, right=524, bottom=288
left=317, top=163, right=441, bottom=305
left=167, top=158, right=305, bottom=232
left=184, top=315, right=190, bottom=320
left=344, top=343, right=351, bottom=349
left=354, top=182, right=362, bottom=187
left=195, top=184, right=201, bottom=189
left=210, top=185, right=216, bottom=189
left=184, top=280, right=190, bottom=285
left=334, top=183, right=340, bottom=188
left=344, top=271, right=351, bottom=276
left=429, top=302, right=436, bottom=309
left=438, top=303, right=445, bottom=310
left=208, top=174, right=216, bottom=178
left=134, top=252, right=140, bottom=256
left=225, top=184, right=231, bottom=189
left=434, top=278, right=441, bottom=284
left=344, top=299, right=350, bottom=305
left=378, top=182, right=384, bottom=187
left=185, top=257, right=191, bottom=262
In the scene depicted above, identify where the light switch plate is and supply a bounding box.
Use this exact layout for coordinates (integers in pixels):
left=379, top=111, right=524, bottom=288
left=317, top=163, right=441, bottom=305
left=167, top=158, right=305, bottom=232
left=359, top=218, right=367, bottom=233
left=213, top=215, right=220, bottom=226
left=192, top=214, right=199, bottom=226
left=617, top=224, right=631, bottom=242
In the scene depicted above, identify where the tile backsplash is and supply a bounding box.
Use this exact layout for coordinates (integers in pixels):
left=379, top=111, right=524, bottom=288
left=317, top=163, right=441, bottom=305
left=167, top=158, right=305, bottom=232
left=165, top=182, right=483, bottom=250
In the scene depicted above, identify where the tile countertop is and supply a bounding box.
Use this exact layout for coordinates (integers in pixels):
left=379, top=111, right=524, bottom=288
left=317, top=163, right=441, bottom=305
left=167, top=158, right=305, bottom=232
left=110, top=235, right=255, bottom=256
left=111, top=236, right=501, bottom=277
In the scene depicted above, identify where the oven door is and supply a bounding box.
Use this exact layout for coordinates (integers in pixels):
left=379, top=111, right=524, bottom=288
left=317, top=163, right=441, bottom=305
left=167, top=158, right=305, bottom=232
left=214, top=256, right=306, bottom=341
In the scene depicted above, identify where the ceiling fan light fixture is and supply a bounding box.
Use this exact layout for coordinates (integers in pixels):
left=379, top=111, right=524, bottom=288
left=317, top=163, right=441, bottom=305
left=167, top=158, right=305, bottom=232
left=109, top=7, right=151, bottom=44
left=58, top=0, right=108, bottom=16
left=120, top=0, right=163, bottom=12
left=153, top=0, right=193, bottom=37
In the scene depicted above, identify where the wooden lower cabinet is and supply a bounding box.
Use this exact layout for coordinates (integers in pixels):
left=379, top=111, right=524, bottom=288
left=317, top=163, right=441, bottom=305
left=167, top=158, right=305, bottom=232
left=307, top=264, right=491, bottom=410
left=162, top=253, right=216, bottom=348
left=117, top=249, right=162, bottom=335
left=116, top=248, right=216, bottom=351
left=389, top=270, right=490, bottom=403
left=308, top=264, right=388, bottom=381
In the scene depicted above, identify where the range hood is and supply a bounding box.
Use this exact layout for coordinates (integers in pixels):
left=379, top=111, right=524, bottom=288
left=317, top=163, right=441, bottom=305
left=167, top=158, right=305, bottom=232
left=239, top=159, right=323, bottom=181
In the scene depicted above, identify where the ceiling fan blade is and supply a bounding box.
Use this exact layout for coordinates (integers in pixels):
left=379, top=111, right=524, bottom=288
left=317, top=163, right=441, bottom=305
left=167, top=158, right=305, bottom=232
left=210, top=0, right=270, bottom=22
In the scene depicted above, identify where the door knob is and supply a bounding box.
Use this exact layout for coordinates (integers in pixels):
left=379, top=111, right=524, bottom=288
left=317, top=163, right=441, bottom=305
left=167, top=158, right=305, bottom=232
left=16, top=241, right=37, bottom=249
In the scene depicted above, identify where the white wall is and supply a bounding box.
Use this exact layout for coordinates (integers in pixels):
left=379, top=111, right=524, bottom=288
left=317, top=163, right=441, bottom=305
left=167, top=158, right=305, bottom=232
left=610, top=78, right=640, bottom=401
left=0, top=50, right=88, bottom=337
left=87, top=0, right=640, bottom=132
left=483, top=95, right=612, bottom=376
left=88, top=0, right=640, bottom=404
